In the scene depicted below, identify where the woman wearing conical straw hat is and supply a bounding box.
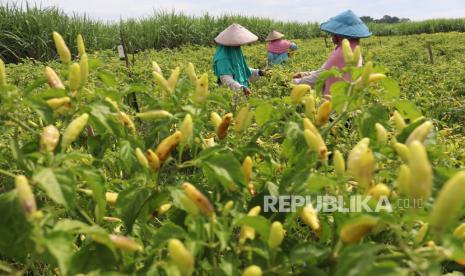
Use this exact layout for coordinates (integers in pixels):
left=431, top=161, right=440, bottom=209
left=266, top=30, right=298, bottom=65
left=213, top=23, right=265, bottom=97
left=293, top=10, right=371, bottom=96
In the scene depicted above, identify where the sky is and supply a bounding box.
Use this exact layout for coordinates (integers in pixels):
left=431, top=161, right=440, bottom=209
left=4, top=0, right=465, bottom=23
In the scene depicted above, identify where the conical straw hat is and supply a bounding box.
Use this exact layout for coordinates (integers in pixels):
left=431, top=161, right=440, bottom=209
left=214, top=23, right=258, bottom=46
left=320, top=10, right=372, bottom=38
left=266, top=30, right=284, bottom=41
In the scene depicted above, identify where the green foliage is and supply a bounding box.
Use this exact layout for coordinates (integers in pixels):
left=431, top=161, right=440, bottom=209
left=0, top=31, right=464, bottom=275
left=1, top=4, right=465, bottom=63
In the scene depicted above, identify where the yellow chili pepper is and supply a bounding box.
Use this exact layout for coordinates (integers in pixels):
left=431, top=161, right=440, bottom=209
left=15, top=175, right=37, bottom=216
left=40, top=125, right=60, bottom=152
left=180, top=114, right=193, bottom=144
left=77, top=34, right=86, bottom=56
left=242, top=265, right=262, bottom=276
left=186, top=62, right=197, bottom=83
left=168, top=239, right=194, bottom=276
left=407, top=141, right=432, bottom=201
left=45, top=66, right=65, bottom=89
left=109, top=235, right=143, bottom=252
left=268, top=221, right=285, bottom=250
left=301, top=204, right=320, bottom=233
left=0, top=59, right=6, bottom=86
left=155, top=131, right=181, bottom=163
left=315, top=100, right=332, bottom=127
left=135, top=148, right=149, bottom=169
left=182, top=182, right=215, bottom=216
left=430, top=171, right=465, bottom=236
left=194, top=73, right=209, bottom=102
left=217, top=113, right=233, bottom=140
left=290, top=84, right=310, bottom=104
left=167, top=67, right=181, bottom=91
left=61, top=113, right=89, bottom=149
left=53, top=31, right=71, bottom=64
left=340, top=215, right=379, bottom=244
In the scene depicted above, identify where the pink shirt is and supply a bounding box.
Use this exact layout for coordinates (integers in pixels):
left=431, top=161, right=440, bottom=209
left=267, top=39, right=292, bottom=54
left=322, top=40, right=362, bottom=95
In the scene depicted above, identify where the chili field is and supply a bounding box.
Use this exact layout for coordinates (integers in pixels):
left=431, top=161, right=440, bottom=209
left=0, top=31, right=465, bottom=275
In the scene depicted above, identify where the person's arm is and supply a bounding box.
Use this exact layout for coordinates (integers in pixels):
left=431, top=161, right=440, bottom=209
left=293, top=67, right=325, bottom=86
left=293, top=69, right=317, bottom=79
left=289, top=42, right=298, bottom=51
left=248, top=68, right=264, bottom=82
left=300, top=71, right=313, bottom=77
left=220, top=75, right=243, bottom=91
left=220, top=75, right=251, bottom=96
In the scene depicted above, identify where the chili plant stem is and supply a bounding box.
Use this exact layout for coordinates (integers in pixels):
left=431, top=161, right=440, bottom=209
left=6, top=114, right=35, bottom=132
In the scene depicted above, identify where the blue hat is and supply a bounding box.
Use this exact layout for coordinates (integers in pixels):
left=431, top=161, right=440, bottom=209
left=320, top=10, right=372, bottom=38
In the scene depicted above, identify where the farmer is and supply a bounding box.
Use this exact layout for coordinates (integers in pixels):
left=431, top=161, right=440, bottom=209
left=266, top=30, right=298, bottom=65
left=293, top=10, right=371, bottom=96
left=213, top=23, right=265, bottom=96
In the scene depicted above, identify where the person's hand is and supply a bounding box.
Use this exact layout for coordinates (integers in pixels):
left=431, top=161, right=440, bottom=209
left=258, top=69, right=271, bottom=77
left=242, top=87, right=252, bottom=97
left=293, top=73, right=302, bottom=79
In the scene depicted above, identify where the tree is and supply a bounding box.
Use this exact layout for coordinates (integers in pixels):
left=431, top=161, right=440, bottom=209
left=360, top=16, right=374, bottom=23
left=361, top=15, right=411, bottom=24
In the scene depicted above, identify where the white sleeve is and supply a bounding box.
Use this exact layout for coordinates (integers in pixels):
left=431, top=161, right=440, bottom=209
left=300, top=71, right=312, bottom=76
left=293, top=67, right=325, bottom=86
left=248, top=68, right=261, bottom=82
left=220, top=75, right=243, bottom=91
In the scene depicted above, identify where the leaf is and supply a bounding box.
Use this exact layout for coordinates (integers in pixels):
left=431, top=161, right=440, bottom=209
left=119, top=140, right=136, bottom=174
left=281, top=122, right=306, bottom=161
left=87, top=134, right=114, bottom=158
left=53, top=219, right=115, bottom=253
left=356, top=105, right=389, bottom=141
left=53, top=219, right=91, bottom=232
left=379, top=77, right=400, bottom=100
left=151, top=222, right=186, bottom=249
left=396, top=116, right=426, bottom=143
left=23, top=77, right=47, bottom=95
left=203, top=152, right=246, bottom=189
left=289, top=242, right=331, bottom=265
left=255, top=103, right=273, bottom=126
left=363, top=262, right=410, bottom=276
left=69, top=243, right=118, bottom=275
left=333, top=243, right=383, bottom=276
left=236, top=215, right=271, bottom=240
left=88, top=102, right=116, bottom=134
left=330, top=81, right=350, bottom=113
left=196, top=146, right=229, bottom=161
left=116, top=187, right=168, bottom=233
left=395, top=100, right=422, bottom=121
left=219, top=254, right=240, bottom=276
left=25, top=97, right=54, bottom=124
left=0, top=191, right=34, bottom=262
left=33, top=168, right=67, bottom=207
left=54, top=170, right=77, bottom=208
left=79, top=169, right=107, bottom=224
left=54, top=152, right=93, bottom=164
left=97, top=71, right=117, bottom=88
left=44, top=231, right=75, bottom=276
left=306, top=174, right=334, bottom=192
left=116, top=187, right=151, bottom=233
left=280, top=167, right=313, bottom=195
left=315, top=67, right=340, bottom=93
left=214, top=221, right=231, bottom=251
left=88, top=57, right=102, bottom=69
left=38, top=88, right=68, bottom=99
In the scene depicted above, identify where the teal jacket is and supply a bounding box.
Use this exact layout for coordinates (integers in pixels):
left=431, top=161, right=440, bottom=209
left=213, top=45, right=251, bottom=88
